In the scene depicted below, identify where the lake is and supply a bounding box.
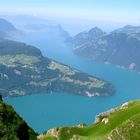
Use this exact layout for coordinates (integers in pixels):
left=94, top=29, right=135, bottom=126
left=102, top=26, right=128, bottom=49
left=4, top=32, right=140, bottom=133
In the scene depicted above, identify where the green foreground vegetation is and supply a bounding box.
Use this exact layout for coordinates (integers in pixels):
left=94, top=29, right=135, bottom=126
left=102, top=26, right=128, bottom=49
left=0, top=97, right=37, bottom=140
left=39, top=100, right=140, bottom=140
left=0, top=94, right=140, bottom=140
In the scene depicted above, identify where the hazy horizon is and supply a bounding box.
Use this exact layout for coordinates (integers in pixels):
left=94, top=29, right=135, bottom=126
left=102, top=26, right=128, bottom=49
left=0, top=0, right=140, bottom=34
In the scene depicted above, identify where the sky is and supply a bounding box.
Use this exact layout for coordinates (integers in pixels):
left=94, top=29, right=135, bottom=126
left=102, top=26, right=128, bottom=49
left=0, top=0, right=140, bottom=23
left=0, top=0, right=140, bottom=34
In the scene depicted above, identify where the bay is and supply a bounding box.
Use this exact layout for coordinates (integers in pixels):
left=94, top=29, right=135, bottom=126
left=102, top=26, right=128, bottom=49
left=4, top=32, right=140, bottom=133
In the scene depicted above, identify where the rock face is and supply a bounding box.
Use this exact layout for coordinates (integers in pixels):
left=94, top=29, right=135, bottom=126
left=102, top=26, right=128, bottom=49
left=0, top=98, right=37, bottom=140
left=39, top=100, right=140, bottom=140
left=95, top=108, right=117, bottom=123
left=0, top=39, right=114, bottom=97
left=68, top=26, right=140, bottom=72
left=38, top=128, right=59, bottom=140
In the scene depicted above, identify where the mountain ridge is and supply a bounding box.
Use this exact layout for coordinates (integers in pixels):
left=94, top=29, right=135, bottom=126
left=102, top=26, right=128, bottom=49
left=68, top=25, right=140, bottom=72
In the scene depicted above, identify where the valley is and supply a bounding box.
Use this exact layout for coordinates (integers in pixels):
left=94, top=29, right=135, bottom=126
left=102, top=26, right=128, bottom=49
left=0, top=17, right=140, bottom=140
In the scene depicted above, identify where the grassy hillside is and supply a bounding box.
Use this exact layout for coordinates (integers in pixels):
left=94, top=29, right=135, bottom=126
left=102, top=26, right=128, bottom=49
left=0, top=97, right=37, bottom=140
left=39, top=100, right=140, bottom=140
left=0, top=39, right=114, bottom=97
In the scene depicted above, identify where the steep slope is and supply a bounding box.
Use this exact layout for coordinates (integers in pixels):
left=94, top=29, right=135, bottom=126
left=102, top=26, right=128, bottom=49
left=0, top=39, right=114, bottom=97
left=0, top=97, right=37, bottom=140
left=0, top=18, right=17, bottom=38
left=69, top=26, right=140, bottom=72
left=38, top=100, right=140, bottom=140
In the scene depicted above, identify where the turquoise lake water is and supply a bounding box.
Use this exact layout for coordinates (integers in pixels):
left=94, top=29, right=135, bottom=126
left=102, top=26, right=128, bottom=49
left=4, top=32, right=140, bottom=133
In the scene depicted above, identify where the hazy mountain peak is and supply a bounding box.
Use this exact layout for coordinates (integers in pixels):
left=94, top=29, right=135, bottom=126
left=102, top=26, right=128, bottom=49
left=67, top=27, right=105, bottom=46
left=123, top=25, right=133, bottom=28
left=88, top=27, right=103, bottom=33
left=88, top=27, right=105, bottom=37
left=0, top=18, right=16, bottom=32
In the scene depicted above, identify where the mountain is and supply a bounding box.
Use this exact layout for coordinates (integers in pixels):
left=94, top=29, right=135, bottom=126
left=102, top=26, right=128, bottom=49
left=0, top=18, right=16, bottom=32
left=0, top=18, right=17, bottom=38
left=38, top=100, right=140, bottom=140
left=4, top=15, right=55, bottom=26
left=0, top=39, right=114, bottom=97
left=0, top=97, right=37, bottom=140
left=67, top=27, right=105, bottom=46
left=69, top=26, right=140, bottom=72
left=3, top=15, right=70, bottom=38
left=24, top=24, right=70, bottom=38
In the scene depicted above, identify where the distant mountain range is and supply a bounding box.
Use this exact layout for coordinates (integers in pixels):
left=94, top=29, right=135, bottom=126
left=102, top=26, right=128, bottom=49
left=24, top=23, right=69, bottom=38
left=68, top=25, right=140, bottom=72
left=1, top=16, right=70, bottom=38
